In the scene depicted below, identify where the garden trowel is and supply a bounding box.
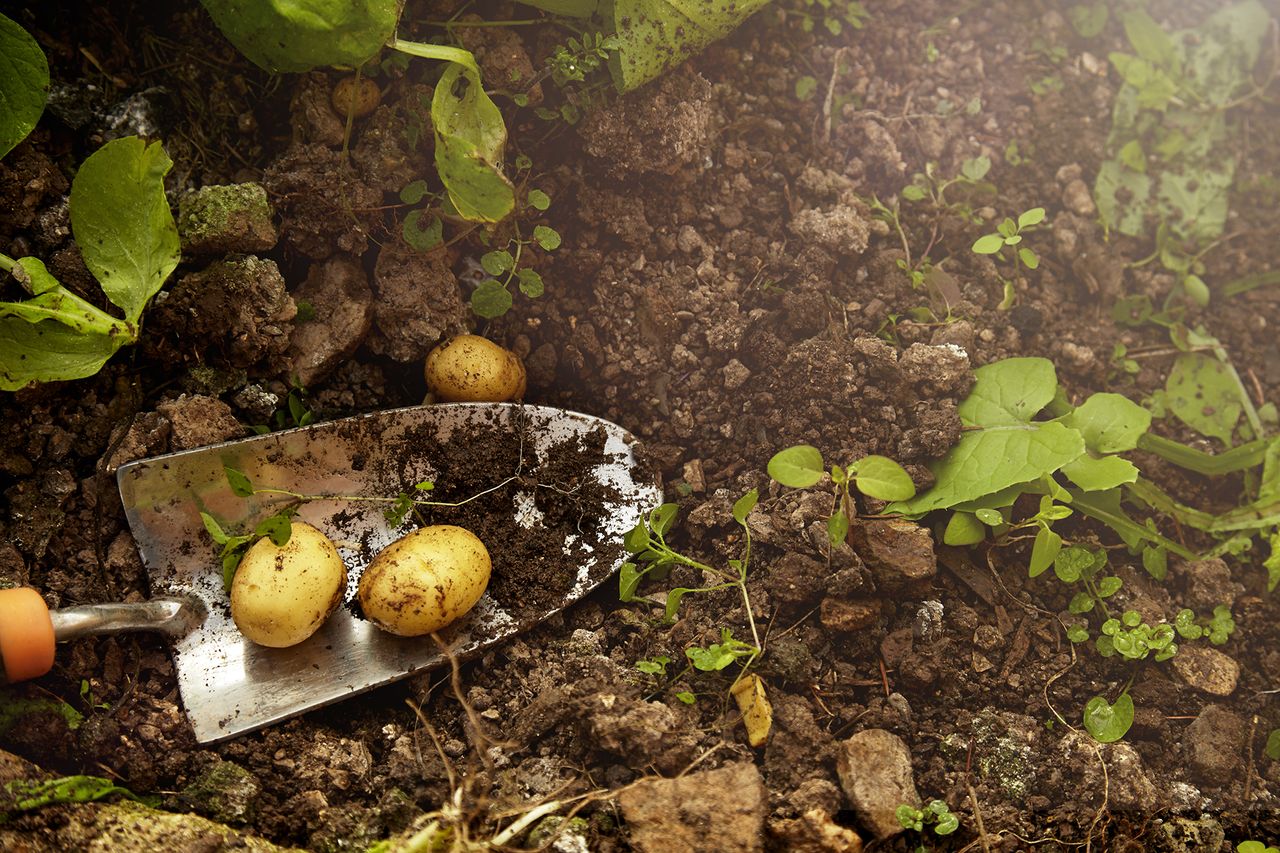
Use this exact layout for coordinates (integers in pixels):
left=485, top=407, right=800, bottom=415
left=0, top=404, right=659, bottom=744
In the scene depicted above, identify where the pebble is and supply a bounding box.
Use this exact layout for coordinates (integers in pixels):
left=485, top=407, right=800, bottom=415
left=618, top=763, right=766, bottom=852
left=836, top=729, right=920, bottom=839
left=1185, top=704, right=1247, bottom=786
left=1171, top=646, right=1239, bottom=696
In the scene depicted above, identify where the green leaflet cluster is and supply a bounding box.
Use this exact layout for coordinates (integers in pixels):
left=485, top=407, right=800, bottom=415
left=888, top=356, right=1280, bottom=588
left=0, top=138, right=181, bottom=389
left=1094, top=1, right=1270, bottom=303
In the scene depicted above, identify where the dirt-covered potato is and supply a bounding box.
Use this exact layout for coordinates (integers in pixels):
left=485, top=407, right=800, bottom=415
left=231, top=521, right=347, bottom=648
left=424, top=334, right=526, bottom=402
left=358, top=525, right=491, bottom=637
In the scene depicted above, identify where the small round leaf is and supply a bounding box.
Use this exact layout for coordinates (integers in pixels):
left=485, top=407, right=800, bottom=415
left=767, top=445, right=825, bottom=488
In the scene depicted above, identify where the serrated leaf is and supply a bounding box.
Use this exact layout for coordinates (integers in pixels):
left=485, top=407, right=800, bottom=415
left=768, top=445, right=825, bottom=488
left=68, top=137, right=179, bottom=324
left=0, top=13, right=49, bottom=161
left=853, top=455, right=915, bottom=501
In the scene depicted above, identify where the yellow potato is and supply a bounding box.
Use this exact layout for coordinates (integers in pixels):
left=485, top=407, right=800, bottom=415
left=424, top=335, right=526, bottom=402
left=231, top=521, right=347, bottom=648
left=358, top=525, right=491, bottom=637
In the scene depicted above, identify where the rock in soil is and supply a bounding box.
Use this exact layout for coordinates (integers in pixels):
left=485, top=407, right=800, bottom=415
left=155, top=394, right=247, bottom=450
left=177, top=758, right=261, bottom=823
left=836, top=729, right=919, bottom=839
left=177, top=183, right=277, bottom=255
left=1184, top=704, right=1248, bottom=788
left=284, top=254, right=373, bottom=387
left=848, top=519, right=937, bottom=594
left=768, top=809, right=864, bottom=852
left=1170, top=645, right=1240, bottom=696
left=617, top=762, right=766, bottom=853
left=368, top=239, right=469, bottom=363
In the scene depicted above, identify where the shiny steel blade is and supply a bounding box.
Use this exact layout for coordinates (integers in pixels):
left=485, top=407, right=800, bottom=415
left=116, top=403, right=659, bottom=744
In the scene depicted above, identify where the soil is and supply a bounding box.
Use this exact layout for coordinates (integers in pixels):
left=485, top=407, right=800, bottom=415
left=2, top=0, right=1280, bottom=850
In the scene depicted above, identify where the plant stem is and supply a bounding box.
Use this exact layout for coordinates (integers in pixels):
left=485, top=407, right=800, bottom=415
left=0, top=253, right=15, bottom=273
left=388, top=38, right=482, bottom=78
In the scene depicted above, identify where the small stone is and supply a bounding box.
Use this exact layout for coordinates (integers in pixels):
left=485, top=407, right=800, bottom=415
left=1178, top=557, right=1241, bottom=611
left=972, top=624, right=1003, bottom=651
left=722, top=359, right=751, bottom=390
left=848, top=519, right=937, bottom=593
left=285, top=254, right=373, bottom=386
left=1061, top=179, right=1096, bottom=217
left=618, top=762, right=766, bottom=852
left=682, top=459, right=706, bottom=493
left=836, top=729, right=919, bottom=839
left=898, top=343, right=973, bottom=396
left=1171, top=646, right=1239, bottom=696
left=588, top=695, right=676, bottom=762
left=178, top=183, right=277, bottom=255
left=820, top=597, right=880, bottom=632
left=768, top=809, right=864, bottom=852
left=1185, top=704, right=1247, bottom=787
left=972, top=652, right=993, bottom=673
left=156, top=395, right=247, bottom=450
left=177, top=759, right=261, bottom=824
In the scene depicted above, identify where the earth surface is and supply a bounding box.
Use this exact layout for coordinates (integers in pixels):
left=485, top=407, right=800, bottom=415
left=2, top=0, right=1280, bottom=850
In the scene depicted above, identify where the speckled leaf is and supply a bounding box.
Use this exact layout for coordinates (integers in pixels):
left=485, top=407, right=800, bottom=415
left=433, top=63, right=514, bottom=222
left=1165, top=352, right=1240, bottom=445
left=199, top=0, right=398, bottom=73
left=0, top=316, right=125, bottom=391
left=0, top=12, right=48, bottom=160
left=1062, top=392, right=1151, bottom=453
left=603, top=0, right=772, bottom=92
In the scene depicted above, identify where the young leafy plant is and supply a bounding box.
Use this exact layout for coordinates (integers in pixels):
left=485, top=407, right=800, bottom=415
left=0, top=137, right=180, bottom=390
left=768, top=444, right=915, bottom=547
left=0, top=12, right=49, bottom=160
left=896, top=799, right=960, bottom=837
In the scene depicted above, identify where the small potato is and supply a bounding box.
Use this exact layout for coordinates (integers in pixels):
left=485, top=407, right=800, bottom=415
left=231, top=521, right=347, bottom=648
left=331, top=76, right=380, bottom=118
left=358, top=525, right=491, bottom=637
left=424, top=335, right=526, bottom=403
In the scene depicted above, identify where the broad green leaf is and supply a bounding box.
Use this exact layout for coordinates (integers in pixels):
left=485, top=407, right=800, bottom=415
left=649, top=503, right=679, bottom=537
left=198, top=0, right=398, bottom=73
left=732, top=488, right=758, bottom=524
left=686, top=643, right=735, bottom=671
left=974, top=508, right=1004, bottom=526
left=0, top=316, right=126, bottom=391
left=399, top=180, right=428, bottom=204
left=1119, top=8, right=1178, bottom=70
left=602, top=0, right=772, bottom=92
left=768, top=445, right=825, bottom=488
left=255, top=513, right=293, bottom=546
left=1083, top=692, right=1134, bottom=743
left=533, top=225, right=561, bottom=251
left=402, top=210, right=442, bottom=251
left=827, top=510, right=849, bottom=547
left=888, top=424, right=1083, bottom=513
left=1017, top=207, right=1046, bottom=228
left=1142, top=545, right=1168, bottom=580
left=1165, top=352, right=1241, bottom=445
left=1266, top=728, right=1280, bottom=761
left=69, top=137, right=179, bottom=322
left=5, top=775, right=150, bottom=812
left=853, top=455, right=915, bottom=501
left=942, top=512, right=985, bottom=546
left=432, top=63, right=515, bottom=223
left=481, top=250, right=514, bottom=275
left=959, top=358, right=1058, bottom=427
left=0, top=13, right=48, bottom=160
left=1185, top=0, right=1269, bottom=106
left=1055, top=545, right=1094, bottom=583
left=1183, top=274, right=1210, bottom=307
left=470, top=279, right=512, bottom=318
left=1095, top=157, right=1151, bottom=237
left=1097, top=576, right=1123, bottom=597
left=527, top=188, right=551, bottom=210
left=664, top=586, right=694, bottom=623
left=971, top=233, right=1005, bottom=254
left=618, top=561, right=644, bottom=601
left=1018, top=247, right=1039, bottom=270
left=1068, top=2, right=1108, bottom=38
left=516, top=268, right=544, bottom=298
left=1063, top=392, right=1151, bottom=453
left=1159, top=169, right=1230, bottom=245
left=1029, top=526, right=1061, bottom=578
left=1068, top=592, right=1095, bottom=614
left=515, top=0, right=599, bottom=16
left=1266, top=530, right=1280, bottom=592
left=1061, top=454, right=1140, bottom=492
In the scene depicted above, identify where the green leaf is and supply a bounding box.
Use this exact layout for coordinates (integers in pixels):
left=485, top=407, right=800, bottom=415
left=1083, top=693, right=1134, bottom=743
left=1068, top=2, right=1108, bottom=38
left=4, top=775, right=150, bottom=813
left=794, top=75, right=817, bottom=101
left=943, top=512, right=985, bottom=546
left=1054, top=545, right=1094, bottom=583
left=69, top=137, right=180, bottom=323
left=618, top=561, right=644, bottom=601
left=975, top=508, right=1004, bottom=526
left=971, top=233, right=1005, bottom=254
left=480, top=250, right=514, bottom=275
left=432, top=62, right=515, bottom=223
left=686, top=643, right=735, bottom=671
left=1062, top=392, right=1152, bottom=454
left=649, top=503, right=679, bottom=537
left=827, top=510, right=849, bottom=547
left=470, top=279, right=512, bottom=318
left=1061, top=454, right=1140, bottom=492
left=515, top=0, right=599, bottom=15
left=224, top=466, right=254, bottom=497
left=961, top=155, right=991, bottom=181
left=732, top=488, right=758, bottom=524
left=1066, top=623, right=1090, bottom=643
left=1097, top=576, right=1122, bottom=597
left=1183, top=274, right=1210, bottom=307
left=198, top=0, right=398, bottom=73
left=1068, top=592, right=1095, bottom=614
left=527, top=188, right=551, bottom=210
left=516, top=268, right=544, bottom=298
left=0, top=309, right=128, bottom=391
left=959, top=358, right=1057, bottom=426
left=1165, top=352, right=1241, bottom=445
left=254, top=514, right=293, bottom=547
left=402, top=209, right=443, bottom=251
left=1119, top=8, right=1178, bottom=70
left=768, top=445, right=825, bottom=488
left=533, top=225, right=561, bottom=250
left=200, top=512, right=229, bottom=545
left=1029, top=526, right=1062, bottom=578
left=0, top=13, right=49, bottom=160
left=399, top=179, right=429, bottom=204
left=1017, top=207, right=1046, bottom=228
left=853, top=455, right=915, bottom=501
left=603, top=0, right=772, bottom=92
left=664, top=587, right=694, bottom=623
left=1142, top=545, right=1168, bottom=580
left=1118, top=139, right=1146, bottom=172
left=1265, top=729, right=1280, bottom=761
left=1018, top=247, right=1040, bottom=270
left=934, top=810, right=959, bottom=835
left=675, top=691, right=696, bottom=704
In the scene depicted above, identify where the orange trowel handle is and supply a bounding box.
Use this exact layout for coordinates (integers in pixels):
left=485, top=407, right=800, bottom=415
left=0, top=587, right=56, bottom=683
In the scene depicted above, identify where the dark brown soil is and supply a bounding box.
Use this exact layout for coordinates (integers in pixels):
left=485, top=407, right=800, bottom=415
left=3, top=0, right=1280, bottom=850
